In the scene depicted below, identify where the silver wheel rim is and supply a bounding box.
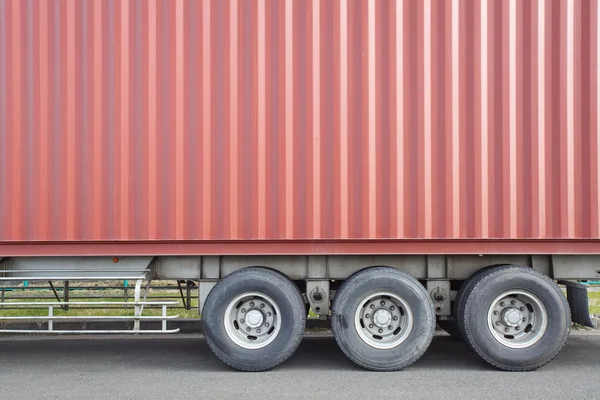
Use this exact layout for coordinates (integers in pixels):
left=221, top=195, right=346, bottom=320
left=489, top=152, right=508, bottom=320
left=354, top=291, right=414, bottom=350
left=224, top=292, right=282, bottom=350
left=486, top=290, right=548, bottom=349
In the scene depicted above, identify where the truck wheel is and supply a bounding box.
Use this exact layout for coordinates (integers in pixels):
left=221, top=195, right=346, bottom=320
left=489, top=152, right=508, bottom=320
left=454, top=264, right=511, bottom=345
left=202, top=267, right=306, bottom=371
left=331, top=267, right=435, bottom=371
left=460, top=265, right=571, bottom=371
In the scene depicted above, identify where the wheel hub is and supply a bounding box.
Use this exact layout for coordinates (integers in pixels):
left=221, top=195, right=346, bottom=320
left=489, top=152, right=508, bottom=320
left=501, top=308, right=522, bottom=327
left=355, top=292, right=413, bottom=350
left=224, top=292, right=281, bottom=350
left=487, top=290, right=548, bottom=349
left=245, top=309, right=264, bottom=328
left=373, top=309, right=392, bottom=328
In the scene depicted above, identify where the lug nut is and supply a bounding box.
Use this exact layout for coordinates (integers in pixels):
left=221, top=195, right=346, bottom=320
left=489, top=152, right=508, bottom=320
left=511, top=300, right=516, bottom=306
left=390, top=306, right=395, bottom=311
left=515, top=326, right=520, bottom=331
left=250, top=302, right=255, bottom=307
left=500, top=302, right=505, bottom=307
left=256, top=329, right=261, bottom=333
left=378, top=329, right=383, bottom=333
left=520, top=307, right=525, bottom=311
left=260, top=303, right=265, bottom=308
left=240, top=319, right=245, bottom=323
left=493, top=311, right=499, bottom=315
left=365, top=314, right=370, bottom=319
left=241, top=308, right=246, bottom=313
left=369, top=324, right=374, bottom=329
left=388, top=325, right=393, bottom=330
left=265, top=323, right=270, bottom=327
left=370, top=304, right=375, bottom=309
left=505, top=328, right=510, bottom=332
left=267, top=312, right=272, bottom=317
left=523, top=318, right=527, bottom=322
left=496, top=321, right=501, bottom=326
left=393, top=316, right=398, bottom=321
left=380, top=301, right=385, bottom=306
left=246, top=327, right=251, bottom=332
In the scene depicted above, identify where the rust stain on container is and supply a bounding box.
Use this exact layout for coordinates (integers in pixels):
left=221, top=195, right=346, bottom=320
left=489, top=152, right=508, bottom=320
left=0, top=0, right=599, bottom=254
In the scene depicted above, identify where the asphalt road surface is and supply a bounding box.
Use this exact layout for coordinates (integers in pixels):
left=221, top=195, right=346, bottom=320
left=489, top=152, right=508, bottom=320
left=1, top=332, right=599, bottom=400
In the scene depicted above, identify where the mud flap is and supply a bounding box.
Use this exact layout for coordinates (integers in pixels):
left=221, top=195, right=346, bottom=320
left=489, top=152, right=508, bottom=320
left=557, top=280, right=594, bottom=328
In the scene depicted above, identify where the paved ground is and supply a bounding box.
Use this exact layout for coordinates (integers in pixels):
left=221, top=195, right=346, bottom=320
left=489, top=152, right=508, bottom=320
left=1, top=332, right=599, bottom=400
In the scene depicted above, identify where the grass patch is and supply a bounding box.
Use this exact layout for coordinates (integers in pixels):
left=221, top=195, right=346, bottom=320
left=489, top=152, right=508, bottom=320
left=589, top=290, right=600, bottom=315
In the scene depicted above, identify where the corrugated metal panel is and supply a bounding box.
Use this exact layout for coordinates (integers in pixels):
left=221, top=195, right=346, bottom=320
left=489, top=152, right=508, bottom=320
left=0, top=0, right=599, bottom=245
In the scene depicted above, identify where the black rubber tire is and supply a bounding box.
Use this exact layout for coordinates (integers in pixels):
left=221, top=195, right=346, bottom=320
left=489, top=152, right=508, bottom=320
left=331, top=267, right=436, bottom=371
left=454, top=264, right=512, bottom=346
left=202, top=267, right=306, bottom=372
left=460, top=265, right=571, bottom=371
left=438, top=265, right=509, bottom=342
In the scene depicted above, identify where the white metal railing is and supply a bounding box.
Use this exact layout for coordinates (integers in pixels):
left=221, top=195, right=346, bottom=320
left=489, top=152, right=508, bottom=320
left=0, top=279, right=181, bottom=334
left=0, top=269, right=150, bottom=282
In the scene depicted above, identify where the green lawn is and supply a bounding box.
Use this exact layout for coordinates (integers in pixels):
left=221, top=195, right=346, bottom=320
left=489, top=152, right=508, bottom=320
left=589, top=290, right=600, bottom=315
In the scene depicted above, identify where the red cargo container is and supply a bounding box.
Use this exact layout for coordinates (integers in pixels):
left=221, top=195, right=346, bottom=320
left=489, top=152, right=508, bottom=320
left=2, top=0, right=600, bottom=374
left=0, top=0, right=599, bottom=257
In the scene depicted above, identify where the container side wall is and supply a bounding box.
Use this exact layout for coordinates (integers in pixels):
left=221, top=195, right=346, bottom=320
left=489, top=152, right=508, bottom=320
left=0, top=0, right=599, bottom=242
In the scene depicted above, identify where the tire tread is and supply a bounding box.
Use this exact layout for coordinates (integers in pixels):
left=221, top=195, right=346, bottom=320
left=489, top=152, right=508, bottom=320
left=331, top=267, right=436, bottom=372
left=454, top=264, right=512, bottom=345
left=461, top=265, right=571, bottom=372
left=202, top=267, right=306, bottom=372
